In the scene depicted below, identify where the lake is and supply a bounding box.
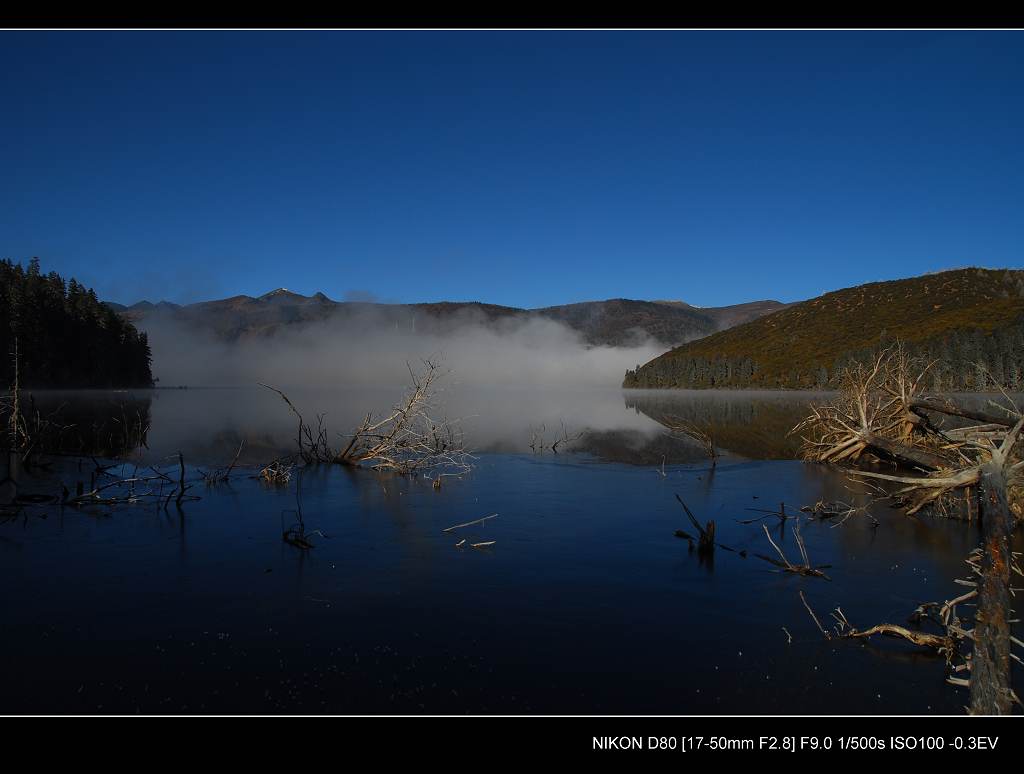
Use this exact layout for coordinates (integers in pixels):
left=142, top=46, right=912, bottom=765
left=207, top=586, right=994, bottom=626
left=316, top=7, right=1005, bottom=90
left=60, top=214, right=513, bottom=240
left=0, top=387, right=1018, bottom=713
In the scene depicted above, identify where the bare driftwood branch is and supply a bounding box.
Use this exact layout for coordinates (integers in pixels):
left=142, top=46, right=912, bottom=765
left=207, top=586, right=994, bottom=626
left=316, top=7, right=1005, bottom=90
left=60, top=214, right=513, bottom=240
left=443, top=513, right=498, bottom=533
left=201, top=440, right=244, bottom=484
left=258, top=459, right=294, bottom=485
left=262, top=359, right=473, bottom=478
left=663, top=415, right=718, bottom=465
left=755, top=520, right=830, bottom=580
left=799, top=590, right=830, bottom=639
left=911, top=396, right=1021, bottom=430
left=64, top=454, right=201, bottom=509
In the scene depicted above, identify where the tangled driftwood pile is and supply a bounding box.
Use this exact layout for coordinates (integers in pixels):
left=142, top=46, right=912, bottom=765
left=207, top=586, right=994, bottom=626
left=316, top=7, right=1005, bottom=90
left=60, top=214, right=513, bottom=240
left=261, top=359, right=472, bottom=481
left=794, top=344, right=1022, bottom=714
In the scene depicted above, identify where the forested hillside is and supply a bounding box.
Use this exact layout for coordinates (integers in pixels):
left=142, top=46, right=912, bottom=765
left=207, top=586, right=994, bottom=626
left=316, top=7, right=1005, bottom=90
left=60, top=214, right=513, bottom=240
left=1, top=258, right=153, bottom=388
left=624, top=268, right=1024, bottom=391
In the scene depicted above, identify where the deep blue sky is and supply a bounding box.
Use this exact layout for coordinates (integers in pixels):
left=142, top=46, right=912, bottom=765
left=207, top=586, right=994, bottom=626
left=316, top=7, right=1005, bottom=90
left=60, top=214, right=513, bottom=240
left=1, top=30, right=1021, bottom=308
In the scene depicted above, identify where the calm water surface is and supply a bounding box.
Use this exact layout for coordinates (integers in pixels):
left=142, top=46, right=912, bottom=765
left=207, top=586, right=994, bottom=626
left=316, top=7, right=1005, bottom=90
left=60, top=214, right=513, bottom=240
left=1, top=387, right=1018, bottom=713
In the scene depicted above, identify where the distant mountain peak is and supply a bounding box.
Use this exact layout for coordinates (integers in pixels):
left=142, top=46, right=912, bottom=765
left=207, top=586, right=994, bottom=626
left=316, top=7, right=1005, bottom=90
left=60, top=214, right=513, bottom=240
left=653, top=299, right=699, bottom=308
left=126, top=300, right=180, bottom=311
left=259, top=288, right=299, bottom=300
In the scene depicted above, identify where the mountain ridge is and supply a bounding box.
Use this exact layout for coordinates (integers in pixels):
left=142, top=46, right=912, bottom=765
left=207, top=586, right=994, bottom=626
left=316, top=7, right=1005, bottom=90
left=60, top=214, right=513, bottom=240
left=107, top=292, right=788, bottom=349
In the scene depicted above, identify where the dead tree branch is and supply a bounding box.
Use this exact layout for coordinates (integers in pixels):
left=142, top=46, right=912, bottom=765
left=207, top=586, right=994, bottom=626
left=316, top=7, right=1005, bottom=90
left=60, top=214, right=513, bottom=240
left=663, top=415, right=719, bottom=465
left=755, top=519, right=831, bottom=579
left=262, top=359, right=473, bottom=477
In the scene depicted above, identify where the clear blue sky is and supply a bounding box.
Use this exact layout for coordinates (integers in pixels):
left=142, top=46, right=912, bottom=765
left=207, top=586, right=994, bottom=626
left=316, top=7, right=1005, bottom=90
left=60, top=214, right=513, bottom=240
left=1, top=30, right=1021, bottom=308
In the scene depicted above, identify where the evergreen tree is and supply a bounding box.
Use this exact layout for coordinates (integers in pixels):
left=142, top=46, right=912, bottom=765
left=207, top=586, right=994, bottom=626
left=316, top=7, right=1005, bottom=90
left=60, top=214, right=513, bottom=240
left=0, top=257, right=153, bottom=388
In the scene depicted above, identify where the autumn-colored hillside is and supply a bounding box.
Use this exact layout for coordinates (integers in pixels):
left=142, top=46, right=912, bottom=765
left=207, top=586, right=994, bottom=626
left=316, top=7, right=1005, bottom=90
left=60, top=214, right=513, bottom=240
left=623, top=268, right=1024, bottom=391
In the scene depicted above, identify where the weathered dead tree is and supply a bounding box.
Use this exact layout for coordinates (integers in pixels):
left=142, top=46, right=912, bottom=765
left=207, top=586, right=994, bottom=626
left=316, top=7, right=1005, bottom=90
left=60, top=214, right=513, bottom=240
left=0, top=340, right=69, bottom=467
left=794, top=343, right=1023, bottom=713
left=793, top=347, right=955, bottom=472
left=262, top=359, right=473, bottom=479
left=4, top=339, right=22, bottom=452
left=970, top=431, right=1020, bottom=714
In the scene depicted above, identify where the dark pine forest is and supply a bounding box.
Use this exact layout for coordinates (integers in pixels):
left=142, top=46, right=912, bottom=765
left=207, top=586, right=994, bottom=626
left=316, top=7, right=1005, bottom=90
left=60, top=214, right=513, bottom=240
left=1, top=258, right=153, bottom=388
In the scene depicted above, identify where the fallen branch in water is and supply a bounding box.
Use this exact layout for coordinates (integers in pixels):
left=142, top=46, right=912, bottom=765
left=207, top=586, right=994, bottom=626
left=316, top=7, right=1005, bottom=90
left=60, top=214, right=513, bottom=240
left=201, top=440, right=244, bottom=484
left=258, top=459, right=294, bottom=485
left=797, top=551, right=1023, bottom=710
left=800, top=499, right=879, bottom=528
left=63, top=454, right=201, bottom=510
left=755, top=520, right=830, bottom=580
left=737, top=502, right=794, bottom=524
left=673, top=494, right=746, bottom=556
left=675, top=494, right=715, bottom=554
left=443, top=513, right=498, bottom=533
left=799, top=590, right=831, bottom=639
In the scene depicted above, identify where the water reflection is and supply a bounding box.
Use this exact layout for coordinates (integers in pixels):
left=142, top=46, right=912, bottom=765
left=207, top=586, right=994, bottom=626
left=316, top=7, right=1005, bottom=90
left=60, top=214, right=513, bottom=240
left=1, top=386, right=1021, bottom=713
left=623, top=389, right=825, bottom=460
left=14, top=387, right=826, bottom=468
left=10, top=390, right=152, bottom=458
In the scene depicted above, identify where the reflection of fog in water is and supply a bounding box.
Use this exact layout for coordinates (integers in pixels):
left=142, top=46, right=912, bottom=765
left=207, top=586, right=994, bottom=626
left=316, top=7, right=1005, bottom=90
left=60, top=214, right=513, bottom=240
left=21, top=387, right=833, bottom=465
left=28, top=387, right=1012, bottom=468
left=135, top=386, right=664, bottom=464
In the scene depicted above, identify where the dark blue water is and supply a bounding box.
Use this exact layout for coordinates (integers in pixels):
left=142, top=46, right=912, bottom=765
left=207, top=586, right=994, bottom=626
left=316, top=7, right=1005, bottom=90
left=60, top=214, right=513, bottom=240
left=2, top=422, right=1011, bottom=714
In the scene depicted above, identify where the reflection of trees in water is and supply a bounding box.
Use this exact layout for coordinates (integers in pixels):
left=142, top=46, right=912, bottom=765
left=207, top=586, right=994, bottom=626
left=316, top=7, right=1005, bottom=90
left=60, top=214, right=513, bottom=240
left=189, top=427, right=293, bottom=467
left=9, top=391, right=153, bottom=458
left=623, top=390, right=819, bottom=460
left=570, top=428, right=710, bottom=465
